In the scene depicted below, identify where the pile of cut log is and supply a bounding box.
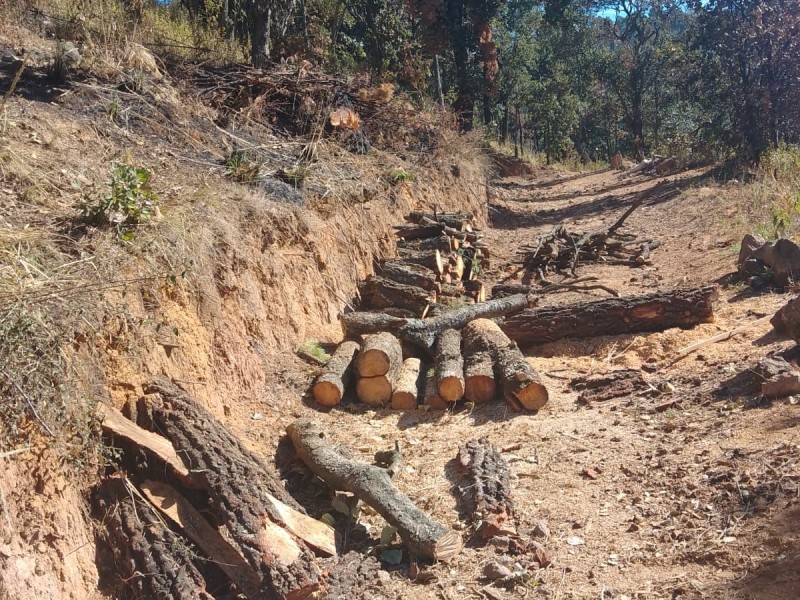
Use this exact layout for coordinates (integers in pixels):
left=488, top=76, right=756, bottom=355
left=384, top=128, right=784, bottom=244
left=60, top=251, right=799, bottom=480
left=359, top=211, right=488, bottom=317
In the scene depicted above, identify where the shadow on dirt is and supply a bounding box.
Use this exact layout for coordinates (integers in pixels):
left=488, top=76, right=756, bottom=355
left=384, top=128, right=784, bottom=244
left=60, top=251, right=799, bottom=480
left=489, top=171, right=712, bottom=230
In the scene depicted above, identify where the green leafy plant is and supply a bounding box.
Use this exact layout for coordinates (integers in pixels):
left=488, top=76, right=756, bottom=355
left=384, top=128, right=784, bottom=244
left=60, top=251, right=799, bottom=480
left=300, top=339, right=331, bottom=363
left=81, top=163, right=159, bottom=235
left=389, top=167, right=415, bottom=184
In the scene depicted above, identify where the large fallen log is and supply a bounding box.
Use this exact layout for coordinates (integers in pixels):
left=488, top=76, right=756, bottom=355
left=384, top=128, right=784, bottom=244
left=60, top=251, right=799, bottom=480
left=342, top=293, right=535, bottom=351
left=406, top=211, right=475, bottom=231
left=286, top=418, right=463, bottom=561
left=502, top=285, right=718, bottom=346
left=463, top=319, right=549, bottom=411
left=378, top=261, right=441, bottom=292
left=393, top=222, right=445, bottom=240
left=312, top=340, right=360, bottom=407
left=358, top=276, right=434, bottom=315
left=457, top=438, right=517, bottom=540
left=391, top=357, right=423, bottom=410
left=146, top=380, right=324, bottom=600
left=397, top=235, right=454, bottom=253
left=395, top=248, right=444, bottom=274
left=93, top=477, right=214, bottom=600
left=435, top=329, right=465, bottom=402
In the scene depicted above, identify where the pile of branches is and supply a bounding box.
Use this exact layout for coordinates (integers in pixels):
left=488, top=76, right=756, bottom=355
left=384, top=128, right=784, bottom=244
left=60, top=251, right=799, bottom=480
left=516, top=199, right=660, bottom=279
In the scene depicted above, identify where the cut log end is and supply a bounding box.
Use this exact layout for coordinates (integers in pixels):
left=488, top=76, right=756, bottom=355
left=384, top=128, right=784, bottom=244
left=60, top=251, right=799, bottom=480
left=356, top=376, right=393, bottom=406
left=465, top=376, right=496, bottom=404
left=433, top=529, right=464, bottom=562
left=508, top=382, right=549, bottom=412
left=312, top=381, right=345, bottom=407
left=438, top=377, right=465, bottom=402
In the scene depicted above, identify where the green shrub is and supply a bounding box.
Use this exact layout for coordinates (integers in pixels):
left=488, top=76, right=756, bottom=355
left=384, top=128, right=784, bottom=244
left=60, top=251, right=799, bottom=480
left=389, top=167, right=415, bottom=184
left=81, top=163, right=159, bottom=235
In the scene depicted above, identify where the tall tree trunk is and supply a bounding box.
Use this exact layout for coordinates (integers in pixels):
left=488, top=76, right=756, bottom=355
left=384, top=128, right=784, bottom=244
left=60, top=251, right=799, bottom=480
left=447, top=0, right=473, bottom=132
left=251, top=1, right=272, bottom=67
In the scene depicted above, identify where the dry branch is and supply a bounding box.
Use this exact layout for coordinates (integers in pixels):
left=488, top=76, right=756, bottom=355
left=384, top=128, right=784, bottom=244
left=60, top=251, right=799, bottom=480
left=286, top=418, right=462, bottom=561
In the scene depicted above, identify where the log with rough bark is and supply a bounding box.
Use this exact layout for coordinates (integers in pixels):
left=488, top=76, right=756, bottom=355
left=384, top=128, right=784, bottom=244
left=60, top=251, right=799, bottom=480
left=391, top=358, right=423, bottom=410
left=393, top=223, right=445, bottom=240
left=406, top=211, right=475, bottom=230
left=457, top=438, right=517, bottom=540
left=463, top=330, right=496, bottom=404
left=342, top=293, right=534, bottom=351
left=287, top=418, right=463, bottom=561
left=771, top=295, right=800, bottom=340
left=357, top=332, right=402, bottom=377
left=424, top=370, right=450, bottom=409
left=378, top=261, right=441, bottom=293
left=435, top=329, right=465, bottom=402
left=93, top=477, right=215, bottom=600
left=359, top=276, right=434, bottom=315
left=439, top=283, right=465, bottom=297
left=463, top=319, right=549, bottom=412
left=502, top=285, right=719, bottom=346
left=396, top=248, right=444, bottom=274
left=146, top=380, right=324, bottom=600
left=397, top=235, right=454, bottom=253
left=140, top=480, right=263, bottom=598
left=312, top=340, right=360, bottom=407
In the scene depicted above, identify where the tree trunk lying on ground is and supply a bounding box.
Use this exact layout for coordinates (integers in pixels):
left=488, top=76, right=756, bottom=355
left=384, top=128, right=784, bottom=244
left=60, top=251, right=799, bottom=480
left=435, top=329, right=465, bottom=402
left=393, top=223, right=445, bottom=240
left=463, top=319, right=549, bottom=411
left=378, top=261, right=441, bottom=292
left=396, top=248, right=444, bottom=274
left=342, top=293, right=534, bottom=351
left=286, top=418, right=463, bottom=562
left=406, top=211, right=475, bottom=231
left=146, top=379, right=325, bottom=600
left=312, top=340, right=360, bottom=407
left=456, top=438, right=517, bottom=540
left=92, top=477, right=215, bottom=600
left=502, top=285, right=718, bottom=346
left=357, top=332, right=402, bottom=377
left=397, top=235, right=455, bottom=253
left=358, top=276, right=434, bottom=315
left=391, top=357, right=423, bottom=410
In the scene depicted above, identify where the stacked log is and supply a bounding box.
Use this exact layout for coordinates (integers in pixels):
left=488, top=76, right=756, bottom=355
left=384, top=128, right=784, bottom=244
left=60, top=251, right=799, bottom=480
left=356, top=332, right=403, bottom=406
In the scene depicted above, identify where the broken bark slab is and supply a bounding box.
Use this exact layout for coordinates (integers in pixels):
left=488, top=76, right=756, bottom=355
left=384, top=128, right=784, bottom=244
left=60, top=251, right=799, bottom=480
left=312, top=340, right=360, bottom=407
left=396, top=248, right=444, bottom=274
left=755, top=356, right=800, bottom=397
left=359, top=276, right=434, bottom=315
left=571, top=370, right=647, bottom=404
left=140, top=480, right=263, bottom=598
left=463, top=319, right=549, bottom=412
left=342, top=293, right=534, bottom=351
left=457, top=438, right=517, bottom=540
left=391, top=358, right=423, bottom=410
left=97, top=403, right=197, bottom=488
left=93, top=477, right=214, bottom=600
left=771, top=295, right=800, bottom=340
left=147, top=379, right=323, bottom=600
left=286, top=418, right=462, bottom=561
left=379, top=261, right=440, bottom=292
left=435, top=329, right=465, bottom=402
left=502, top=285, right=718, bottom=346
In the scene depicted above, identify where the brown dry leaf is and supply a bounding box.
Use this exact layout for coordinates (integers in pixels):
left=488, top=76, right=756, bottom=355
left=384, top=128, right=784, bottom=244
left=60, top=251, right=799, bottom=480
left=329, top=107, right=361, bottom=131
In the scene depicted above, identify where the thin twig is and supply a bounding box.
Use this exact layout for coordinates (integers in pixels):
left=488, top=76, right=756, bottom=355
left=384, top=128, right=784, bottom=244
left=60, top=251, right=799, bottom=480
left=0, top=367, right=55, bottom=437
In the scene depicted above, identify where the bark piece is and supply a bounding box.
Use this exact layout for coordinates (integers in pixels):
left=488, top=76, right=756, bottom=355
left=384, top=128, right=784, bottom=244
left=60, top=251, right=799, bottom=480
left=396, top=249, right=444, bottom=274
left=93, top=477, right=214, bottom=600
left=502, top=286, right=718, bottom=346
left=312, top=341, right=360, bottom=407
left=342, top=293, right=534, bottom=351
left=391, top=358, right=423, bottom=410
left=286, top=418, right=463, bottom=561
left=463, top=319, right=549, bottom=412
left=435, top=329, right=465, bottom=402
left=140, top=480, right=263, bottom=598
left=358, top=276, right=434, bottom=315
left=755, top=356, right=800, bottom=397
left=571, top=369, right=646, bottom=404
left=771, top=296, right=800, bottom=340
left=146, top=380, right=323, bottom=600
left=379, top=261, right=441, bottom=292
left=457, top=438, right=517, bottom=540
left=97, top=402, right=196, bottom=487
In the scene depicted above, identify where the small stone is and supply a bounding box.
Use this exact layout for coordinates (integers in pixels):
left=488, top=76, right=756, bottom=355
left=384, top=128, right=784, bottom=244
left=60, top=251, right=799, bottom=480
left=531, top=519, right=551, bottom=538
left=488, top=536, right=511, bottom=549
left=566, top=536, right=585, bottom=546
left=483, top=561, right=513, bottom=580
